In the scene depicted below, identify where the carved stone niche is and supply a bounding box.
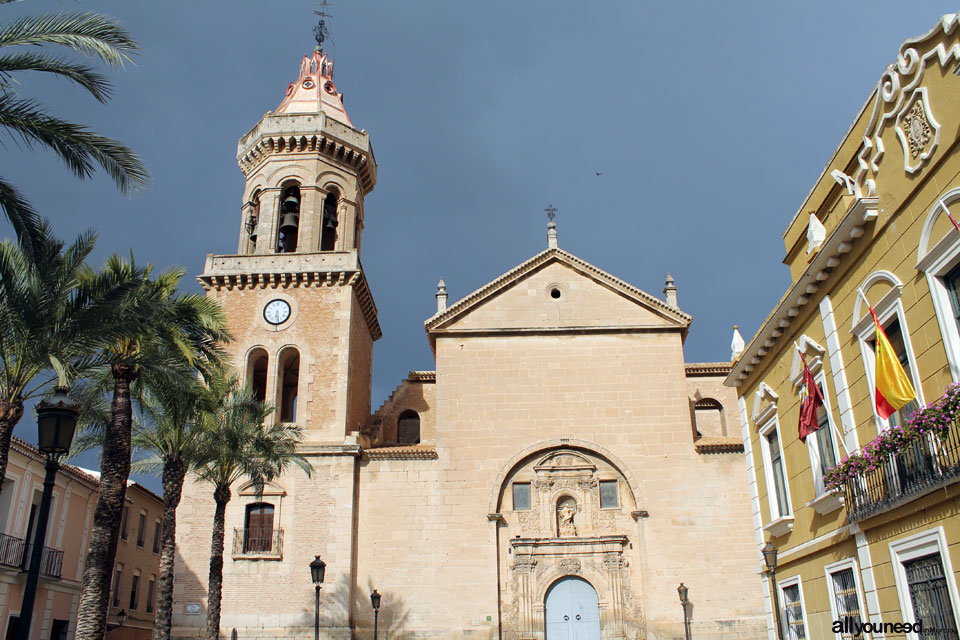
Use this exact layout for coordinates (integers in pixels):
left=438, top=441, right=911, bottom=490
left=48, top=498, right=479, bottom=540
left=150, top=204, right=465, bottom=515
left=533, top=451, right=598, bottom=537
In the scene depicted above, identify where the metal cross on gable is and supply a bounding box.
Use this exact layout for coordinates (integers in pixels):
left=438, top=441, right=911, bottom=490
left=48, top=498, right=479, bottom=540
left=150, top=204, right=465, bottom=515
left=544, top=204, right=558, bottom=222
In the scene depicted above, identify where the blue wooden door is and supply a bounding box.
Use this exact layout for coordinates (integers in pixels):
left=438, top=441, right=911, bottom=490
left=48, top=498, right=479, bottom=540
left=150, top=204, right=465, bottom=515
left=545, top=577, right=601, bottom=640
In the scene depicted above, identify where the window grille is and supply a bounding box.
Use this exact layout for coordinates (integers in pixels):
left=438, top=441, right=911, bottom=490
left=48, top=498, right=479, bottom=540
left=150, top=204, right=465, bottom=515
left=904, top=553, right=960, bottom=640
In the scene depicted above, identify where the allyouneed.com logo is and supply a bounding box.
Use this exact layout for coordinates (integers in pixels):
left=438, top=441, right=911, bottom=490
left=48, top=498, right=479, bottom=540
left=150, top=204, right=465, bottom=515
left=833, top=619, right=923, bottom=635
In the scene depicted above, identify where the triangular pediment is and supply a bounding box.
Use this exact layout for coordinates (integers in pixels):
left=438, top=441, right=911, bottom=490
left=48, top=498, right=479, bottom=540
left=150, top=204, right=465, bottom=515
left=425, top=249, right=691, bottom=336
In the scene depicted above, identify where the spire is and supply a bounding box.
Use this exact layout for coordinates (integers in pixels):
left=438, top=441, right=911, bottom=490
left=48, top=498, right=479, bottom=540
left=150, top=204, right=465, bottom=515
left=275, top=2, right=351, bottom=125
left=545, top=204, right=558, bottom=249
left=436, top=278, right=448, bottom=313
left=663, top=273, right=677, bottom=307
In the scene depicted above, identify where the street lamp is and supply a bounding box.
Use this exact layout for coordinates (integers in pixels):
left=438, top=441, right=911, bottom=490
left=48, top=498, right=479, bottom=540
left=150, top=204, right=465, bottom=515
left=117, top=610, right=127, bottom=627
left=15, top=387, right=78, bottom=640
left=677, top=583, right=691, bottom=640
left=762, top=541, right=785, bottom=640
left=370, top=590, right=382, bottom=640
left=310, top=556, right=326, bottom=640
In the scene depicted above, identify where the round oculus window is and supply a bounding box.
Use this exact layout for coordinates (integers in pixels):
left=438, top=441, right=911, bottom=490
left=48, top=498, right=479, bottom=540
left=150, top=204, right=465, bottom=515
left=263, top=299, right=291, bottom=325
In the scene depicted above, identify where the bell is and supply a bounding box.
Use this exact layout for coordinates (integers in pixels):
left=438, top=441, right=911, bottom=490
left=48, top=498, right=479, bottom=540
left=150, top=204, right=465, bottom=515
left=283, top=195, right=300, bottom=213
left=279, top=212, right=299, bottom=234
left=249, top=233, right=257, bottom=245
left=325, top=215, right=337, bottom=230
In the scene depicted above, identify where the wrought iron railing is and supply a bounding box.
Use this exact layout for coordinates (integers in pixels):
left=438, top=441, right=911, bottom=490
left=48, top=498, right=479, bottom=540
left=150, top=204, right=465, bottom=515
left=0, top=533, right=64, bottom=578
left=232, top=528, right=283, bottom=557
left=0, top=532, right=25, bottom=568
left=844, top=421, right=960, bottom=521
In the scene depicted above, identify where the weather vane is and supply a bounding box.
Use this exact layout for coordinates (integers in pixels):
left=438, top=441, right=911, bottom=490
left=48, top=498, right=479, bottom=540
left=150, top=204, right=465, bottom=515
left=313, top=0, right=333, bottom=52
left=545, top=204, right=558, bottom=222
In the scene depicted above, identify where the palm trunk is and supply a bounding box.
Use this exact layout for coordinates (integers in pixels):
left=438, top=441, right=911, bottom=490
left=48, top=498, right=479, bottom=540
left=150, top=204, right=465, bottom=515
left=205, top=485, right=231, bottom=640
left=0, top=396, right=25, bottom=496
left=75, top=364, right=137, bottom=640
left=152, top=456, right=186, bottom=640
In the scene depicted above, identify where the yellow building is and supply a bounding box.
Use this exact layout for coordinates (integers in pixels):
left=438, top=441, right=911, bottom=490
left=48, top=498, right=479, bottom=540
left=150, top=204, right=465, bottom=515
left=727, top=12, right=960, bottom=640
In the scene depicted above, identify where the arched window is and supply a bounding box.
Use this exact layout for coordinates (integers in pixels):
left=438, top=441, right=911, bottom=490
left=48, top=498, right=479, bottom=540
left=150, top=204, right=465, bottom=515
left=397, top=409, right=420, bottom=444
left=243, top=503, right=275, bottom=553
left=693, top=398, right=726, bottom=437
left=277, top=182, right=301, bottom=253
left=320, top=190, right=339, bottom=251
left=247, top=348, right=268, bottom=404
left=277, top=348, right=300, bottom=423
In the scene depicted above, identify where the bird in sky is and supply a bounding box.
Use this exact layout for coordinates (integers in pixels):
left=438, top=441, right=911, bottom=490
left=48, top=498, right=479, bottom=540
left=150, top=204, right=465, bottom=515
left=595, top=171, right=603, bottom=176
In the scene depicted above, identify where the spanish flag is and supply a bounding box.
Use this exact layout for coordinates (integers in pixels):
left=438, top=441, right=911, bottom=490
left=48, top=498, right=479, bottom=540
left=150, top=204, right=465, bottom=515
left=869, top=305, right=916, bottom=419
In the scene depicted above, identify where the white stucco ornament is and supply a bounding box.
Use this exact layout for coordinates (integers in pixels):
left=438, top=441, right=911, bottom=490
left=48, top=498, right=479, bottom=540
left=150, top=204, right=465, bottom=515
left=806, top=213, right=826, bottom=254
left=895, top=87, right=940, bottom=174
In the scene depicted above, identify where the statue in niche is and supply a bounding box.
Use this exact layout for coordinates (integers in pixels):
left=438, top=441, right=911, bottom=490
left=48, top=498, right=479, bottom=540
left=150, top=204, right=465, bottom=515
left=557, top=497, right=577, bottom=537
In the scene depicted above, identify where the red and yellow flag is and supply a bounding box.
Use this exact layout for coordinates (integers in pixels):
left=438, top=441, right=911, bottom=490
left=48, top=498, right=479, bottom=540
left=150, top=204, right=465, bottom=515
left=869, top=306, right=916, bottom=419
left=798, top=352, right=824, bottom=443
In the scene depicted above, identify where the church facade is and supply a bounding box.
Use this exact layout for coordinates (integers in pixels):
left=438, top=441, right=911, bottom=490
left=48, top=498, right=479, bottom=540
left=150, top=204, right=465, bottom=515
left=171, top=42, right=766, bottom=640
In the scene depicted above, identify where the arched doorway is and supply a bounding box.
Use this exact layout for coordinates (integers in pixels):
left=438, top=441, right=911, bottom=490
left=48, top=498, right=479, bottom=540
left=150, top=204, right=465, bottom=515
left=545, top=577, right=601, bottom=640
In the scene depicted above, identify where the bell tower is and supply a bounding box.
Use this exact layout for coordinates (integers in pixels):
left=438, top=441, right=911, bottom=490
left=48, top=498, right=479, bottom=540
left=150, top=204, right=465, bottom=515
left=175, top=18, right=381, bottom=640
left=197, top=36, right=380, bottom=441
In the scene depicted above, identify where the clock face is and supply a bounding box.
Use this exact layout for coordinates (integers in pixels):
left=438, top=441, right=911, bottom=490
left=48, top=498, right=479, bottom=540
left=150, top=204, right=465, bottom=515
left=263, top=299, right=291, bottom=325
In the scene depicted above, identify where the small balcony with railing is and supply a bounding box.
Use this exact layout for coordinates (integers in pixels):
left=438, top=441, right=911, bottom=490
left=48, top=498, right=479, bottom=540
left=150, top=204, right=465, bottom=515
left=833, top=387, right=960, bottom=522
left=0, top=532, right=64, bottom=578
left=232, top=528, right=283, bottom=560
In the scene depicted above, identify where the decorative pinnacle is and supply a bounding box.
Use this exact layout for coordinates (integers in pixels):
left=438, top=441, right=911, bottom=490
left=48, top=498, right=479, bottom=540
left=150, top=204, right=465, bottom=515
left=436, top=278, right=448, bottom=313
left=313, top=0, right=333, bottom=51
left=545, top=204, right=558, bottom=249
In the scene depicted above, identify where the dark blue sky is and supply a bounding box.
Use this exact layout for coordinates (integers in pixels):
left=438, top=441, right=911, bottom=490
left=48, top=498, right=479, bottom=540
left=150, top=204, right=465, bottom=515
left=4, top=2, right=957, bottom=489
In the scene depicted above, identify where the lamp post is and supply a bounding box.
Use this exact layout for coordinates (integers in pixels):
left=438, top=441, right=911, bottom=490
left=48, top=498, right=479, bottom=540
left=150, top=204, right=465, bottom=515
left=762, top=541, right=785, bottom=640
left=677, top=583, right=691, bottom=640
left=310, top=556, right=326, bottom=640
left=15, top=388, right=78, bottom=640
left=370, top=590, right=381, bottom=640
left=107, top=609, right=127, bottom=634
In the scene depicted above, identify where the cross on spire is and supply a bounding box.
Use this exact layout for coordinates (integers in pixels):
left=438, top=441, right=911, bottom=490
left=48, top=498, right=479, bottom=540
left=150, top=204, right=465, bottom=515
left=313, top=0, right=333, bottom=51
left=545, top=204, right=558, bottom=248
left=545, top=204, right=558, bottom=221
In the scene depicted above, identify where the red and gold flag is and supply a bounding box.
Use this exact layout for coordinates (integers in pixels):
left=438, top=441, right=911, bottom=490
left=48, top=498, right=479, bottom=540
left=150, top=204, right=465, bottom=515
left=869, top=306, right=916, bottom=419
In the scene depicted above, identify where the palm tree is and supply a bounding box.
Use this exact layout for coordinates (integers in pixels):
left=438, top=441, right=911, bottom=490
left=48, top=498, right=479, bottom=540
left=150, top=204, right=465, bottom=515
left=0, top=221, right=143, bottom=497
left=73, top=258, right=228, bottom=640
left=73, top=364, right=215, bottom=640
left=194, top=378, right=311, bottom=640
left=0, top=4, right=150, bottom=249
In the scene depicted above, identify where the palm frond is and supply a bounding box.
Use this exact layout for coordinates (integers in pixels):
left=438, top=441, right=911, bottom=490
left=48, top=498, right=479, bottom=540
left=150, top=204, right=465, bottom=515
left=0, top=176, right=40, bottom=253
left=0, top=52, right=111, bottom=102
left=0, top=12, right=139, bottom=69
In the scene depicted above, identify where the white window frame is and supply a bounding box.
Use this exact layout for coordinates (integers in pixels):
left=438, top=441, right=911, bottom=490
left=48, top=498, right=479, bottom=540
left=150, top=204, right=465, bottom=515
left=778, top=574, right=811, bottom=640
left=824, top=558, right=869, bottom=640
left=758, top=415, right=794, bottom=535
left=851, top=272, right=924, bottom=433
left=917, top=187, right=960, bottom=382
left=889, top=527, right=960, bottom=640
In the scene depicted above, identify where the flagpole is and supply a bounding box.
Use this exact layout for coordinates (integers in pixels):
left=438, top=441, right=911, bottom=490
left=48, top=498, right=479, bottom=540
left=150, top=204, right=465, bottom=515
left=944, top=203, right=960, bottom=236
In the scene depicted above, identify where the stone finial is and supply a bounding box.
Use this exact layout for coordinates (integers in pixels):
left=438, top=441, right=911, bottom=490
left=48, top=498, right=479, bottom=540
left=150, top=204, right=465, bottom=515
left=731, top=325, right=745, bottom=361
left=663, top=273, right=677, bottom=307
left=545, top=204, right=558, bottom=249
left=436, top=278, right=448, bottom=313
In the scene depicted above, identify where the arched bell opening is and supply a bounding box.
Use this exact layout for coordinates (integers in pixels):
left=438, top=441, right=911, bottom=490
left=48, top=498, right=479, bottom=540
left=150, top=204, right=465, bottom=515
left=397, top=409, right=421, bottom=445
left=246, top=348, right=269, bottom=404
left=320, top=189, right=339, bottom=251
left=277, top=182, right=301, bottom=253
left=276, top=347, right=300, bottom=423
left=244, top=189, right=261, bottom=254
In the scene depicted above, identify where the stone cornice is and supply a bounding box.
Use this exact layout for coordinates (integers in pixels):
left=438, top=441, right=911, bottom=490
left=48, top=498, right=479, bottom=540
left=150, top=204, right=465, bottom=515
left=694, top=437, right=745, bottom=454
left=198, top=251, right=381, bottom=341
left=725, top=197, right=878, bottom=389
left=11, top=436, right=100, bottom=490
left=408, top=371, right=436, bottom=382
left=237, top=112, right=376, bottom=194
left=685, top=362, right=732, bottom=377
left=364, top=445, right=438, bottom=460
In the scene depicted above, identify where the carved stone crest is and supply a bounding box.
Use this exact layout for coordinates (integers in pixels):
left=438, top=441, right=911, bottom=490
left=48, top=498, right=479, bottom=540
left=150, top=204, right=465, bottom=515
left=557, top=558, right=581, bottom=574
left=895, top=87, right=940, bottom=174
